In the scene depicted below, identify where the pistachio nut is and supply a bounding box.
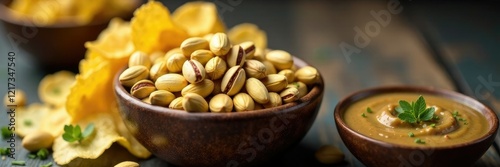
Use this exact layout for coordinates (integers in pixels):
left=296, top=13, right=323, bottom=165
left=166, top=53, right=187, bottom=73
left=262, top=60, right=277, bottom=74
left=209, top=32, right=231, bottom=56
left=130, top=80, right=156, bottom=99
left=209, top=94, right=233, bottom=113
left=315, top=145, right=345, bottom=164
left=114, top=161, right=140, bottom=167
left=149, top=51, right=166, bottom=65
left=181, top=79, right=214, bottom=98
left=205, top=56, right=227, bottom=80
left=245, top=78, right=269, bottom=104
left=119, top=66, right=149, bottom=87
left=149, top=62, right=169, bottom=81
left=211, top=79, right=222, bottom=95
left=180, top=37, right=209, bottom=57
left=149, top=90, right=175, bottom=107
left=165, top=47, right=182, bottom=60
left=182, top=93, right=208, bottom=112
left=244, top=59, right=267, bottom=79
left=191, top=49, right=214, bottom=66
left=221, top=66, right=246, bottom=96
left=233, top=93, right=255, bottom=112
left=280, top=87, right=300, bottom=103
left=155, top=73, right=188, bottom=92
left=263, top=92, right=282, bottom=108
left=239, top=41, right=256, bottom=59
left=287, top=81, right=308, bottom=98
left=169, top=97, right=184, bottom=110
left=278, top=69, right=295, bottom=83
left=253, top=47, right=266, bottom=61
left=265, top=50, right=294, bottom=70
left=295, top=66, right=320, bottom=85
left=21, top=130, right=54, bottom=152
left=182, top=60, right=206, bottom=84
left=226, top=45, right=246, bottom=67
left=261, top=74, right=288, bottom=92
left=128, top=51, right=151, bottom=69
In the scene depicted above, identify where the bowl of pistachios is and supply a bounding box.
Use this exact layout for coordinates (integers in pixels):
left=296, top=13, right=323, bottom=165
left=114, top=34, right=324, bottom=167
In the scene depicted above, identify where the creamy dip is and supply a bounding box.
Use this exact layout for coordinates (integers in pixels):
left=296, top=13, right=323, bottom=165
left=344, top=93, right=489, bottom=147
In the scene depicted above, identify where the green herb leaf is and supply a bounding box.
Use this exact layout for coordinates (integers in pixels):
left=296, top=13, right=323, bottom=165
left=361, top=113, right=367, bottom=118
left=12, top=160, right=26, bottom=166
left=430, top=123, right=436, bottom=128
left=408, top=132, right=414, bottom=137
left=37, top=148, right=49, bottom=160
left=396, top=96, right=435, bottom=123
left=28, top=154, right=36, bottom=159
left=40, top=162, right=53, bottom=167
left=366, top=107, right=373, bottom=113
left=0, top=147, right=9, bottom=155
left=1, top=126, right=13, bottom=139
left=414, top=138, right=425, bottom=144
left=62, top=123, right=95, bottom=143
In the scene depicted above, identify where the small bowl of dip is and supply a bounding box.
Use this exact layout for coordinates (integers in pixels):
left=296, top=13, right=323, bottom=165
left=334, top=86, right=498, bottom=166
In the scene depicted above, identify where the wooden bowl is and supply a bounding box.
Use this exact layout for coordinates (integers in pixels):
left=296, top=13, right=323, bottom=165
left=0, top=0, right=140, bottom=72
left=334, top=86, right=499, bottom=167
left=114, top=57, right=325, bottom=167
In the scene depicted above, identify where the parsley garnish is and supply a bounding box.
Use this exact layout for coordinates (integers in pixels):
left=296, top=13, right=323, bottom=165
left=37, top=148, right=49, bottom=160
left=430, top=123, right=436, bottom=128
left=367, top=107, right=373, bottom=113
left=1, top=126, right=13, bottom=139
left=0, top=147, right=9, bottom=155
left=62, top=123, right=95, bottom=143
left=408, top=132, right=414, bottom=137
left=12, top=160, right=26, bottom=166
left=361, top=113, right=367, bottom=117
left=414, top=138, right=425, bottom=144
left=28, top=154, right=36, bottom=159
left=40, top=162, right=53, bottom=167
left=395, top=96, right=435, bottom=123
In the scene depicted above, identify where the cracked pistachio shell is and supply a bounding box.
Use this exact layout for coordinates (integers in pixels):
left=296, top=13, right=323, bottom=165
left=244, top=59, right=267, bottom=79
left=155, top=73, right=188, bottom=92
left=209, top=32, right=231, bottom=56
left=191, top=49, right=214, bottom=66
left=245, top=78, right=269, bottom=104
left=221, top=66, right=246, bottom=96
left=119, top=66, right=149, bottom=87
left=239, top=41, right=256, bottom=59
left=128, top=51, right=151, bottom=69
left=287, top=82, right=308, bottom=98
left=182, top=93, right=208, bottom=112
left=181, top=79, right=214, bottom=98
left=262, top=60, right=277, bottom=74
left=166, top=53, right=187, bottom=73
left=205, top=56, right=227, bottom=80
left=209, top=94, right=233, bottom=113
left=280, top=87, right=300, bottom=103
left=182, top=60, right=206, bottom=84
left=149, top=90, right=175, bottom=107
left=266, top=50, right=294, bottom=70
left=233, top=93, right=255, bottom=112
left=226, top=45, right=246, bottom=67
left=130, top=80, right=156, bottom=99
left=180, top=37, right=209, bottom=57
left=295, top=66, right=320, bottom=85
left=149, top=62, right=169, bottom=81
left=278, top=69, right=295, bottom=83
left=169, top=97, right=184, bottom=110
left=263, top=92, right=282, bottom=108
left=261, top=74, right=288, bottom=92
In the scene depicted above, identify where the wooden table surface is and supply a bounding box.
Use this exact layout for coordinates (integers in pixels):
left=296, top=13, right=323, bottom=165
left=0, top=0, right=499, bottom=166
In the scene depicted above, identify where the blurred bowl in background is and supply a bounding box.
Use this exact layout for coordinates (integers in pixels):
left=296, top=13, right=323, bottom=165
left=0, top=0, right=143, bottom=72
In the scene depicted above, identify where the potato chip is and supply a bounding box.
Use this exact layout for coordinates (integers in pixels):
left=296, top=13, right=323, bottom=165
left=84, top=18, right=135, bottom=60
left=40, top=106, right=71, bottom=137
left=227, top=23, right=267, bottom=49
left=131, top=1, right=188, bottom=53
left=71, top=0, right=106, bottom=24
left=14, top=103, right=50, bottom=137
left=53, top=112, right=127, bottom=165
left=110, top=106, right=151, bottom=158
left=38, top=71, right=75, bottom=107
left=172, top=1, right=226, bottom=37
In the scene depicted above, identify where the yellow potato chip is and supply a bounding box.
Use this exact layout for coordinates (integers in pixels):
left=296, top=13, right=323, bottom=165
left=38, top=71, right=75, bottom=107
left=71, top=0, right=106, bottom=25
left=131, top=1, right=188, bottom=53
left=14, top=103, right=50, bottom=137
left=172, top=1, right=226, bottom=37
left=40, top=106, right=71, bottom=137
left=84, top=18, right=135, bottom=60
left=227, top=23, right=267, bottom=49
left=53, top=112, right=126, bottom=165
left=110, top=106, right=151, bottom=158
